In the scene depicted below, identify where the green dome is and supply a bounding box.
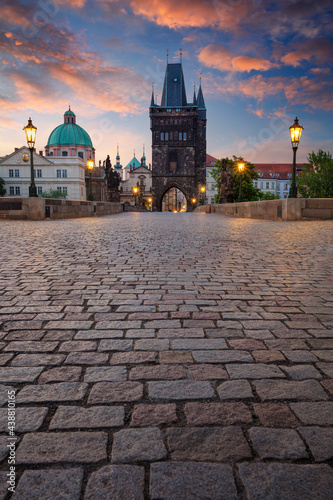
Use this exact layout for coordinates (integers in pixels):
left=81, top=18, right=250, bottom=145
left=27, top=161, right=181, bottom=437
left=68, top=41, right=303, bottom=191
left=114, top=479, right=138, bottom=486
left=64, top=109, right=75, bottom=116
left=47, top=123, right=93, bottom=147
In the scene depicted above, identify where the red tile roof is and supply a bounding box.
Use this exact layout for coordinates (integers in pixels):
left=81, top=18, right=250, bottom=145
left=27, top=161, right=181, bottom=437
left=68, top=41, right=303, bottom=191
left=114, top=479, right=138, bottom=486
left=206, top=154, right=218, bottom=166
left=254, top=163, right=303, bottom=180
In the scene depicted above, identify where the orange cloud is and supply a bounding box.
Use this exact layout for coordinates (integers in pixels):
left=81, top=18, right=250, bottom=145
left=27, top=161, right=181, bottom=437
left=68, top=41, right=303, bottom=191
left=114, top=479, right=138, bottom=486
left=281, top=38, right=333, bottom=67
left=199, top=43, right=278, bottom=73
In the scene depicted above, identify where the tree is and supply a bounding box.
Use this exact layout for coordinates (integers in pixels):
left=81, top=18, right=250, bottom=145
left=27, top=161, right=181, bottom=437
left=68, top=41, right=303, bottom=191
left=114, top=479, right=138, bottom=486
left=298, top=150, right=333, bottom=198
left=259, top=191, right=280, bottom=200
left=210, top=156, right=261, bottom=203
left=0, top=178, right=6, bottom=197
left=41, top=189, right=67, bottom=199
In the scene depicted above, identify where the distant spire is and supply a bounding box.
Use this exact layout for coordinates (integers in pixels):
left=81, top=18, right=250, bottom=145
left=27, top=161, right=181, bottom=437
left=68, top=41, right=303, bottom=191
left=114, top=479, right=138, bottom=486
left=141, top=144, right=146, bottom=166
left=151, top=82, right=155, bottom=107
left=193, top=83, right=197, bottom=105
left=197, top=78, right=205, bottom=109
left=134, top=149, right=136, bottom=157
left=180, top=48, right=182, bottom=62
left=167, top=49, right=169, bottom=63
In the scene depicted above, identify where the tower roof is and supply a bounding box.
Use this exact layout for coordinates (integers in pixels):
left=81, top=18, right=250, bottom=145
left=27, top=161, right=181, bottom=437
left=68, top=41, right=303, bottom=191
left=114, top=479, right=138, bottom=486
left=46, top=108, right=93, bottom=147
left=161, top=63, right=187, bottom=107
left=197, top=84, right=206, bottom=109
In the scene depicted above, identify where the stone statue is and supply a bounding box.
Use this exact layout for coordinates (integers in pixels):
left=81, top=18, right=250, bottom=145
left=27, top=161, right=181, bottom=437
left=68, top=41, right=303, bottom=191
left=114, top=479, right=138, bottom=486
left=219, top=159, right=234, bottom=204
left=105, top=155, right=111, bottom=173
left=107, top=168, right=121, bottom=189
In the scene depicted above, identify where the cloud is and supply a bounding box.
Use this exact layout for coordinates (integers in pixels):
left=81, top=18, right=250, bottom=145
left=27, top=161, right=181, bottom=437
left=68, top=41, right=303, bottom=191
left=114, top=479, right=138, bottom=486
left=246, top=106, right=264, bottom=118
left=281, top=38, right=333, bottom=67
left=199, top=43, right=278, bottom=73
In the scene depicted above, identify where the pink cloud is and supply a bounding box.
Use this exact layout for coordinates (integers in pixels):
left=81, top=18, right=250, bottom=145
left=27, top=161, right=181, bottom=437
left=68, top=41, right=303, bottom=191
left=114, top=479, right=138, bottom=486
left=199, top=43, right=278, bottom=73
left=281, top=39, right=333, bottom=67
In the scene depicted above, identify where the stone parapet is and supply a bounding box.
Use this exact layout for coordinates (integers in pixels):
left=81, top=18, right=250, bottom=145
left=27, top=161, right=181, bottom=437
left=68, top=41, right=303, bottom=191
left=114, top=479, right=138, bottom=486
left=195, top=198, right=333, bottom=221
left=0, top=197, right=123, bottom=220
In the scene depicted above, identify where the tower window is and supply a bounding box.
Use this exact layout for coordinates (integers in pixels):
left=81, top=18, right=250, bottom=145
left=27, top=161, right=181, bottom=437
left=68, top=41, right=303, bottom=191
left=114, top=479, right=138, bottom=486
left=161, top=132, right=164, bottom=141
left=179, top=132, right=182, bottom=141
left=169, top=151, right=177, bottom=172
left=62, top=151, right=68, bottom=156
left=165, top=132, right=169, bottom=141
left=78, top=152, right=84, bottom=159
left=183, top=132, right=187, bottom=141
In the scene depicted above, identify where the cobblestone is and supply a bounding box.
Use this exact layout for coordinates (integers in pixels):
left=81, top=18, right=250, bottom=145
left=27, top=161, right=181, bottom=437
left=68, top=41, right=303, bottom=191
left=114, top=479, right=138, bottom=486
left=0, top=213, right=332, bottom=498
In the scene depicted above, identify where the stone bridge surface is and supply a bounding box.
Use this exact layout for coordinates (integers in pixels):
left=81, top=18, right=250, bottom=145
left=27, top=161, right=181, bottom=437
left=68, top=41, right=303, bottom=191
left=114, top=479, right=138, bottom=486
left=0, top=212, right=332, bottom=500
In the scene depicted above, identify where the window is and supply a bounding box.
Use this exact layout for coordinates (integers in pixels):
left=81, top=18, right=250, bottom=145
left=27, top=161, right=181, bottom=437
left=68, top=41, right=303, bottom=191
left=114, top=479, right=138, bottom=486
left=57, top=187, right=62, bottom=192
left=78, top=152, right=84, bottom=159
left=9, top=169, right=13, bottom=177
left=62, top=170, right=67, bottom=178
left=37, top=186, right=42, bottom=195
left=169, top=151, right=177, bottom=172
left=277, top=184, right=280, bottom=191
left=9, top=186, right=14, bottom=195
left=15, top=169, right=19, bottom=177
left=266, top=182, right=269, bottom=189
left=183, top=132, right=187, bottom=140
left=254, top=181, right=258, bottom=188
left=37, top=169, right=42, bottom=178
left=62, top=151, right=68, bottom=156
left=81, top=187, right=83, bottom=196
left=285, top=183, right=288, bottom=190
left=260, top=182, right=263, bottom=189
left=57, top=169, right=61, bottom=178
left=271, top=182, right=275, bottom=189
left=15, top=186, right=20, bottom=195
left=179, top=132, right=182, bottom=140
left=165, top=132, right=169, bottom=141
left=63, top=187, right=68, bottom=195
left=160, top=132, right=164, bottom=141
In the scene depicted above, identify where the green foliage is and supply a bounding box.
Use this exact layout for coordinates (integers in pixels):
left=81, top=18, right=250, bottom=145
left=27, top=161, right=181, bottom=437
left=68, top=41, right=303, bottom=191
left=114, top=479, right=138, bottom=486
left=0, top=178, right=6, bottom=197
left=210, top=156, right=260, bottom=202
left=298, top=150, right=333, bottom=198
left=41, top=189, right=67, bottom=199
left=258, top=191, right=280, bottom=200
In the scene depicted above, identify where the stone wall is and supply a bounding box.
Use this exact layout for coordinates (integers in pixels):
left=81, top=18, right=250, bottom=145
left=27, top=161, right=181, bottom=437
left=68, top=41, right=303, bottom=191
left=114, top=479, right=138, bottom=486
left=195, top=198, right=333, bottom=221
left=0, top=198, right=123, bottom=220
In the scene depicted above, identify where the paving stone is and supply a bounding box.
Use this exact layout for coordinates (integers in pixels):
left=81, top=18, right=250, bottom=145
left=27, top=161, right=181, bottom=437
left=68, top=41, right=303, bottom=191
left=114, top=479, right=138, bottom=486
left=283, top=350, right=318, bottom=362
left=130, top=404, right=177, bottom=427
left=206, top=328, right=244, bottom=339
left=111, top=351, right=157, bottom=364
left=16, top=382, right=88, bottom=403
left=50, top=405, right=124, bottom=429
left=3, top=321, right=43, bottom=331
left=112, top=427, right=167, bottom=462
left=290, top=402, right=333, bottom=425
left=185, top=402, right=252, bottom=425
left=188, top=364, right=228, bottom=380
left=280, top=364, right=322, bottom=380
left=98, top=339, right=134, bottom=351
left=167, top=427, right=251, bottom=461
left=150, top=462, right=237, bottom=500
left=4, top=330, right=45, bottom=340
left=316, top=362, right=333, bottom=377
left=266, top=339, right=309, bottom=350
left=171, top=339, right=228, bottom=350
left=43, top=330, right=76, bottom=340
left=65, top=352, right=109, bottom=364
left=85, top=465, right=144, bottom=500
left=58, top=340, right=97, bottom=351
left=313, top=350, right=333, bottom=361
left=38, top=366, right=82, bottom=383
left=156, top=328, right=205, bottom=338
left=148, top=380, right=214, bottom=400
left=0, top=472, right=8, bottom=500
left=252, top=350, right=286, bottom=363
left=88, top=381, right=143, bottom=403
left=75, top=329, right=124, bottom=339
left=0, top=407, right=48, bottom=432
left=96, top=321, right=142, bottom=330
left=238, top=463, right=333, bottom=500
left=0, top=384, right=15, bottom=407
left=228, top=339, right=265, bottom=350
left=193, top=350, right=253, bottom=363
left=321, top=379, right=333, bottom=395
left=217, top=380, right=254, bottom=399
left=298, top=427, right=333, bottom=461
left=126, top=329, right=156, bottom=338
left=0, top=367, right=43, bottom=383
left=159, top=351, right=193, bottom=363
left=84, top=366, right=127, bottom=382
left=0, top=353, right=13, bottom=365
left=129, top=364, right=186, bottom=380
left=226, top=363, right=285, bottom=379
left=250, top=427, right=308, bottom=459
left=253, top=403, right=299, bottom=427
left=134, top=339, right=169, bottom=351
left=11, top=354, right=65, bottom=366
left=17, top=432, right=107, bottom=463
left=254, top=380, right=328, bottom=401
left=14, top=469, right=83, bottom=500
left=4, top=341, right=58, bottom=352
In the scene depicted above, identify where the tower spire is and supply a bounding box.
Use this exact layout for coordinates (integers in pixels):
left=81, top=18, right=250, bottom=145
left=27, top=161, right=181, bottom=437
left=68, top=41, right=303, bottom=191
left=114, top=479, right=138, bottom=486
left=193, top=83, right=197, bottom=105
left=150, top=82, right=155, bottom=107
left=180, top=48, right=182, bottom=62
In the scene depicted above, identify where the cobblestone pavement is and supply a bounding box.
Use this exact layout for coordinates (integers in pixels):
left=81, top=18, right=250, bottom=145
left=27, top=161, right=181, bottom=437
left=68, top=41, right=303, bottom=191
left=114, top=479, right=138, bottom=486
left=0, top=212, right=333, bottom=500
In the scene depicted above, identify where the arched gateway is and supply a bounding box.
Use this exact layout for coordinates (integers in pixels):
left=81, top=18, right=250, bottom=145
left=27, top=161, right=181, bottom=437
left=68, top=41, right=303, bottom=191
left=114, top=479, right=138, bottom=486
left=149, top=60, right=207, bottom=212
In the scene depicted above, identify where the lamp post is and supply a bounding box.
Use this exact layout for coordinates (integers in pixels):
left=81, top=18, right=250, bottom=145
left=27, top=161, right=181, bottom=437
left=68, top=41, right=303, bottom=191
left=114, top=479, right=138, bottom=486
left=148, top=197, right=152, bottom=211
left=238, top=163, right=244, bottom=202
left=200, top=185, right=206, bottom=205
left=133, top=186, right=138, bottom=207
left=288, top=117, right=304, bottom=198
left=23, top=118, right=38, bottom=197
left=87, top=157, right=94, bottom=201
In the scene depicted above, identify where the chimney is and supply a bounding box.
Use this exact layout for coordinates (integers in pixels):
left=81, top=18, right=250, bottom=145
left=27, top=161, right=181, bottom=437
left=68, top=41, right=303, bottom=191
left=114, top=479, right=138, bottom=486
left=39, top=151, right=43, bottom=156
left=15, top=148, right=18, bottom=151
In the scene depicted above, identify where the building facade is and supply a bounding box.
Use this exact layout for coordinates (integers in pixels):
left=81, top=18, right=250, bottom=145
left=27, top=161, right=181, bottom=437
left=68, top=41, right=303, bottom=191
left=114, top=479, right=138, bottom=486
left=253, top=164, right=302, bottom=199
left=150, top=61, right=207, bottom=211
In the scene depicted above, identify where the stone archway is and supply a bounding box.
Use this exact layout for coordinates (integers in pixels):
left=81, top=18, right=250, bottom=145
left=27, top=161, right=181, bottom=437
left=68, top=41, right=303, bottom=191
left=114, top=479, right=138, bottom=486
left=156, top=182, right=190, bottom=212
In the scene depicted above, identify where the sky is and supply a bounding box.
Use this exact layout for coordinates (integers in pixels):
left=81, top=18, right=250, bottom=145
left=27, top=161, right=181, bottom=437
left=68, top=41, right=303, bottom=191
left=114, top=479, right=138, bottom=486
left=0, top=0, right=332, bottom=166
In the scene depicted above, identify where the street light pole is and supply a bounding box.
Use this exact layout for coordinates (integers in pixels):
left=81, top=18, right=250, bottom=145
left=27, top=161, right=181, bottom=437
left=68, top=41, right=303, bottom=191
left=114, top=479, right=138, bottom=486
left=133, top=186, right=138, bottom=207
left=288, top=117, right=304, bottom=199
left=238, top=163, right=244, bottom=202
left=200, top=186, right=206, bottom=205
left=87, top=157, right=94, bottom=201
left=23, top=118, right=38, bottom=197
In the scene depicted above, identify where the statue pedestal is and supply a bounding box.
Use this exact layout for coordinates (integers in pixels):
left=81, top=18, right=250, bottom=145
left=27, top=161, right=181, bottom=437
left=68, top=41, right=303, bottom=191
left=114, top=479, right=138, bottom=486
left=107, top=188, right=120, bottom=203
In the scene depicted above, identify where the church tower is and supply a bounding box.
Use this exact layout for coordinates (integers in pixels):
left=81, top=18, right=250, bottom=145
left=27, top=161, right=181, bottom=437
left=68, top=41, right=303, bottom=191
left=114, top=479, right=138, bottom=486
left=149, top=59, right=206, bottom=211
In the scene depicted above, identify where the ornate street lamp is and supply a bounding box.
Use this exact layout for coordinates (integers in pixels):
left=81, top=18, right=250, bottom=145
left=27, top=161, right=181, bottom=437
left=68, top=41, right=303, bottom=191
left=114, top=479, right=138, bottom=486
left=148, top=197, right=152, bottom=211
left=200, top=185, right=206, bottom=205
left=288, top=117, right=304, bottom=198
left=23, top=118, right=38, bottom=197
left=87, top=157, right=94, bottom=201
left=238, top=163, right=244, bottom=202
left=133, top=186, right=138, bottom=207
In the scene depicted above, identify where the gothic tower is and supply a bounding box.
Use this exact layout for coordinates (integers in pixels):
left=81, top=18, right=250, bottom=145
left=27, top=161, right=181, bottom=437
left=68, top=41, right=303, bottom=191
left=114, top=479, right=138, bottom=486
left=149, top=60, right=206, bottom=211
